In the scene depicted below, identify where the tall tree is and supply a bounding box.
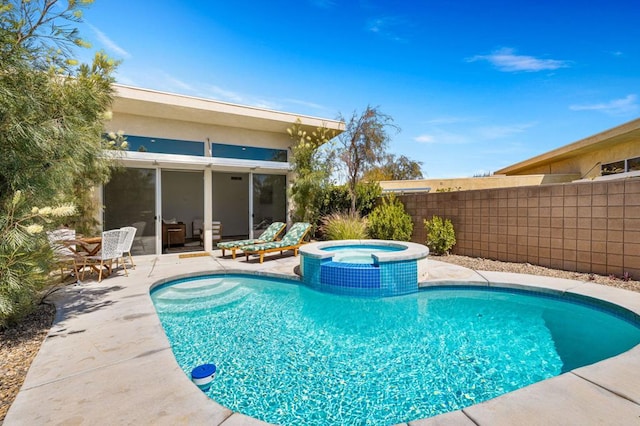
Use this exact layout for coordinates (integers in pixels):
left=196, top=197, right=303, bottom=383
left=364, top=154, right=424, bottom=181
left=0, top=0, right=121, bottom=325
left=338, top=106, right=398, bottom=213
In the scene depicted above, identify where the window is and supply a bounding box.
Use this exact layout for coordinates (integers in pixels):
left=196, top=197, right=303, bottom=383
left=119, top=135, right=288, bottom=162
left=601, top=160, right=625, bottom=176
left=124, top=135, right=205, bottom=156
left=212, top=143, right=287, bottom=162
left=252, top=174, right=287, bottom=232
left=601, top=156, right=640, bottom=175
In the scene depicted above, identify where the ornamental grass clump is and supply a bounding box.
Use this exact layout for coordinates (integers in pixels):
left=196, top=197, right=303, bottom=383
left=320, top=211, right=368, bottom=240
left=423, top=215, right=456, bottom=255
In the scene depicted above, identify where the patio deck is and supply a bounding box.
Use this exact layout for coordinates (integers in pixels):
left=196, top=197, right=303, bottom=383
left=4, top=251, right=640, bottom=425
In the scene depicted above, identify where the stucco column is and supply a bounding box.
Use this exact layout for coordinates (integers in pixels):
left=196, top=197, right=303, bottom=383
left=248, top=171, right=254, bottom=240
left=203, top=168, right=213, bottom=252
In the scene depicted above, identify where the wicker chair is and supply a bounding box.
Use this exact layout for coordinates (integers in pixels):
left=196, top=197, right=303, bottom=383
left=82, top=229, right=128, bottom=282
left=47, top=228, right=83, bottom=282
left=118, top=226, right=137, bottom=269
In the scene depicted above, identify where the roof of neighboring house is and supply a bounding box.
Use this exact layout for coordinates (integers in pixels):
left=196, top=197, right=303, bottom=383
left=111, top=84, right=345, bottom=135
left=495, top=117, right=640, bottom=175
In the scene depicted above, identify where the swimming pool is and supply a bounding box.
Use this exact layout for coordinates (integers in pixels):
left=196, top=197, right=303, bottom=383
left=151, top=274, right=640, bottom=425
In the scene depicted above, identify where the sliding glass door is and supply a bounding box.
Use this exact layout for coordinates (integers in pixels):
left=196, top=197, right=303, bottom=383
left=103, top=167, right=157, bottom=255
left=252, top=174, right=287, bottom=237
left=161, top=170, right=204, bottom=254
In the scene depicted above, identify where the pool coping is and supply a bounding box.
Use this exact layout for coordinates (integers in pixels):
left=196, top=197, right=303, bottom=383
left=299, top=239, right=430, bottom=263
left=4, top=254, right=640, bottom=425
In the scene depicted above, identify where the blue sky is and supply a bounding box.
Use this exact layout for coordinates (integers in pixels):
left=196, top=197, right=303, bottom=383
left=77, top=0, right=639, bottom=178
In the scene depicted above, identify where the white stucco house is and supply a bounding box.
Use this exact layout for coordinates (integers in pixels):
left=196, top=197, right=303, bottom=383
left=102, top=84, right=344, bottom=255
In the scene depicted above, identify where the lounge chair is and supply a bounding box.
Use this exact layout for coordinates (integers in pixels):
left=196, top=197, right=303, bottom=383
left=240, top=222, right=311, bottom=263
left=218, top=222, right=286, bottom=259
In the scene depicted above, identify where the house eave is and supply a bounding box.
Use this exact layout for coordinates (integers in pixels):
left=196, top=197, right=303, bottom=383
left=496, top=117, right=640, bottom=175
left=106, top=151, right=292, bottom=173
left=112, top=84, right=345, bottom=137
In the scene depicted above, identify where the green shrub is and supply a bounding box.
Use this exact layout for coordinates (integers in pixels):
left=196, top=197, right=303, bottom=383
left=320, top=211, right=368, bottom=240
left=423, top=215, right=456, bottom=255
left=317, top=182, right=382, bottom=219
left=355, top=181, right=383, bottom=216
left=368, top=195, right=413, bottom=241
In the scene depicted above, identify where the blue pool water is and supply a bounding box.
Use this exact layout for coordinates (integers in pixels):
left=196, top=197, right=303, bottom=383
left=151, top=275, right=640, bottom=425
left=322, top=244, right=404, bottom=264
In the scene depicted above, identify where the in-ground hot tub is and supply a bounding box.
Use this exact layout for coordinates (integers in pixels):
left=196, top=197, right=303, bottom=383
left=299, top=240, right=429, bottom=296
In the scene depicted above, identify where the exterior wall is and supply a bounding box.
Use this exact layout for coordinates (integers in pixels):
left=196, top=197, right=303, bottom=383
left=380, top=174, right=579, bottom=192
left=106, top=112, right=291, bottom=151
left=508, top=139, right=640, bottom=179
left=400, top=178, right=640, bottom=279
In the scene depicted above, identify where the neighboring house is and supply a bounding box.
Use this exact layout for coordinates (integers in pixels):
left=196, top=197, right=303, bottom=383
left=102, top=84, right=343, bottom=255
left=380, top=117, right=640, bottom=193
left=496, top=117, right=640, bottom=180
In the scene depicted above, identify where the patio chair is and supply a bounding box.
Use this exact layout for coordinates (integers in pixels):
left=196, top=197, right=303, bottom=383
left=46, top=228, right=83, bottom=282
left=199, top=221, right=223, bottom=247
left=117, top=226, right=137, bottom=269
left=81, top=229, right=128, bottom=283
left=131, top=221, right=146, bottom=251
left=192, top=218, right=203, bottom=242
left=218, top=222, right=286, bottom=259
left=240, top=222, right=311, bottom=264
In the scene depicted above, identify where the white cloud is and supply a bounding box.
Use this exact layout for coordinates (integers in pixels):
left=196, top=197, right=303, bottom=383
left=569, top=94, right=638, bottom=116
left=205, top=85, right=245, bottom=104
left=414, top=130, right=469, bottom=145
left=467, top=47, right=569, bottom=72
left=160, top=74, right=196, bottom=93
left=204, top=85, right=281, bottom=110
left=116, top=70, right=319, bottom=113
left=88, top=24, right=131, bottom=58
left=366, top=16, right=408, bottom=42
left=415, top=134, right=435, bottom=143
left=283, top=98, right=327, bottom=111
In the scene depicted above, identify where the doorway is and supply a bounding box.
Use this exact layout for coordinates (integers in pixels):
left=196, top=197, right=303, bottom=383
left=103, top=167, right=157, bottom=256
left=161, top=170, right=204, bottom=254
left=212, top=172, right=249, bottom=239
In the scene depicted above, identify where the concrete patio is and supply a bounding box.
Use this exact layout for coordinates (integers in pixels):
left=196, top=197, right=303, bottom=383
left=4, top=251, right=640, bottom=425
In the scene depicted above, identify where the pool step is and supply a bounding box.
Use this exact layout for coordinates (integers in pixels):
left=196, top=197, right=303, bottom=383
left=153, top=284, right=252, bottom=314
left=156, top=279, right=243, bottom=301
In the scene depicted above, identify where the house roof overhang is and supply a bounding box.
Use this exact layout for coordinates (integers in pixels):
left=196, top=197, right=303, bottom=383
left=106, top=151, right=291, bottom=174
left=495, top=117, right=640, bottom=175
left=111, top=84, right=345, bottom=137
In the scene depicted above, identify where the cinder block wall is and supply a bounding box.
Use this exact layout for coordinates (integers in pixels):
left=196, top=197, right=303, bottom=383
left=398, top=179, right=640, bottom=279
